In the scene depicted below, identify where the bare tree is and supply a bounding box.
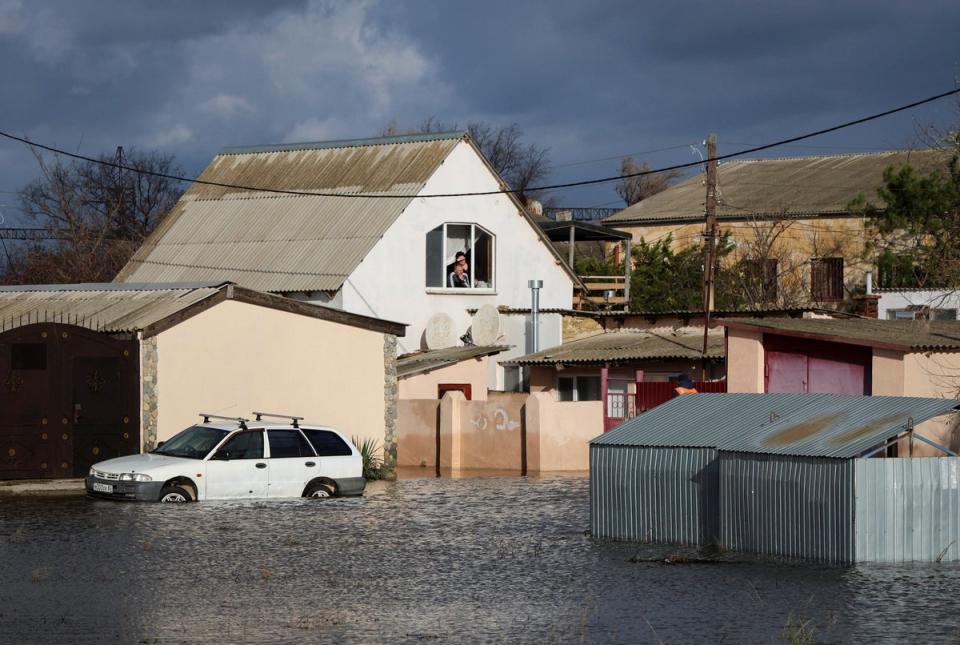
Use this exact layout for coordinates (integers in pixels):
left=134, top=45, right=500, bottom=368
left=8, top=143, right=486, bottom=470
left=4, top=147, right=184, bottom=284
left=380, top=118, right=551, bottom=202
left=615, top=156, right=684, bottom=206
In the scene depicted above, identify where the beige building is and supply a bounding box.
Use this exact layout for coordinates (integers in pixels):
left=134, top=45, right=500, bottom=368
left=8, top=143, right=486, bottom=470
left=0, top=282, right=404, bottom=480
left=722, top=317, right=960, bottom=454
left=604, top=150, right=951, bottom=308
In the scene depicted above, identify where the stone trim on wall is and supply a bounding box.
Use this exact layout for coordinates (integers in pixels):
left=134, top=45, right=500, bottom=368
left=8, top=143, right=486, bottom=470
left=141, top=336, right=158, bottom=452
left=382, top=333, right=398, bottom=479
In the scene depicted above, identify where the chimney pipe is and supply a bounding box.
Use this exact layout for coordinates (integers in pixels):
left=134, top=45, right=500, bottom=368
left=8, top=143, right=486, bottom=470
left=528, top=279, right=543, bottom=353
left=865, top=270, right=873, bottom=295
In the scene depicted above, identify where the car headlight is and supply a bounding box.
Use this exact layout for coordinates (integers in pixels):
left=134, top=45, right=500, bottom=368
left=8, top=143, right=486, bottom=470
left=89, top=467, right=96, bottom=476
left=119, top=473, right=152, bottom=482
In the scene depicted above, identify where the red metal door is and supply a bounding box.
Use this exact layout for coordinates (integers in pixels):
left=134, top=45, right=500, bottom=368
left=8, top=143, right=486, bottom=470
left=766, top=351, right=808, bottom=393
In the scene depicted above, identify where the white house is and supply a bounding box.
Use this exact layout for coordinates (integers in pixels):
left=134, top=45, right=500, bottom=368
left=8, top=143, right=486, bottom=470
left=116, top=132, right=576, bottom=389
left=877, top=288, right=960, bottom=321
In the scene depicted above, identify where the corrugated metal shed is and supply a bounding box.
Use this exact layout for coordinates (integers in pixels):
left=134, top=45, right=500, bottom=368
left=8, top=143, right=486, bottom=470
left=503, top=329, right=724, bottom=366
left=397, top=345, right=509, bottom=378
left=0, top=282, right=225, bottom=333
left=115, top=133, right=465, bottom=291
left=604, top=149, right=950, bottom=224
left=721, top=317, right=960, bottom=352
left=720, top=452, right=855, bottom=563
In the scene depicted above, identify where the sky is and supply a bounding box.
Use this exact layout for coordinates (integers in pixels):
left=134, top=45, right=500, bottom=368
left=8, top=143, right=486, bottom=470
left=1, top=0, right=959, bottom=224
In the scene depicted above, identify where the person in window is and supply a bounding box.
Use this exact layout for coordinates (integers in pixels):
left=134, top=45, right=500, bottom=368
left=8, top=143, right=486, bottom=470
left=448, top=252, right=471, bottom=288
left=674, top=374, right=698, bottom=396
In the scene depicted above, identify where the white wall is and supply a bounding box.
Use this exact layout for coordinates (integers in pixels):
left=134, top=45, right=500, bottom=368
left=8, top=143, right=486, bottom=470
left=338, top=141, right=572, bottom=355
left=489, top=312, right=563, bottom=390
left=878, top=290, right=960, bottom=320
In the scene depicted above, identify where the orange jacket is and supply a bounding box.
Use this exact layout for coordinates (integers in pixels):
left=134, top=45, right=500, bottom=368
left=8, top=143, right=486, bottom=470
left=674, top=386, right=698, bottom=395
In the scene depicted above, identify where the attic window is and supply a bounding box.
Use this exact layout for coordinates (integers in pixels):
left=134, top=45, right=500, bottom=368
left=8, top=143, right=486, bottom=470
left=425, top=223, right=495, bottom=290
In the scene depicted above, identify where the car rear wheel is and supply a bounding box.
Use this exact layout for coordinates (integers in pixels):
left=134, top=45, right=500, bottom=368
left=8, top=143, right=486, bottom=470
left=305, top=482, right=334, bottom=499
left=159, top=485, right=192, bottom=503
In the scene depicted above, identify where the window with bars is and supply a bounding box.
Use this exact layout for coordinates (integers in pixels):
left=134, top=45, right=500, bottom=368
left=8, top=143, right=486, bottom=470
left=744, top=258, right=779, bottom=303
left=811, top=257, right=844, bottom=301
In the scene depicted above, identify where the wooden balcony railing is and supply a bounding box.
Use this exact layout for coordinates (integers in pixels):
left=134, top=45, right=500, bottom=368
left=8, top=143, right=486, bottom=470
left=573, top=275, right=627, bottom=309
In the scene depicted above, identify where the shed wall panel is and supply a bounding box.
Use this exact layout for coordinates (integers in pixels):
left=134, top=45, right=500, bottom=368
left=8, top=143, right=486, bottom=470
left=590, top=445, right=718, bottom=545
left=720, top=452, right=854, bottom=563
left=854, top=458, right=960, bottom=562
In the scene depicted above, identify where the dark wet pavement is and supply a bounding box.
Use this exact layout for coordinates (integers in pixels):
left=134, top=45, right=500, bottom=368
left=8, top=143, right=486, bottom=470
left=1, top=472, right=959, bottom=643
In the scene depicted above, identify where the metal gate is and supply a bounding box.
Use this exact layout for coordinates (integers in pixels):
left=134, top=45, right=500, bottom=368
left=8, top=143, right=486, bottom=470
left=604, top=380, right=728, bottom=431
left=0, top=323, right=139, bottom=479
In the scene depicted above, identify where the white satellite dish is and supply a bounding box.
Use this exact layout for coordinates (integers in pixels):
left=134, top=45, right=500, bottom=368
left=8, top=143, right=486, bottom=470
left=471, top=304, right=501, bottom=346
left=425, top=312, right=457, bottom=350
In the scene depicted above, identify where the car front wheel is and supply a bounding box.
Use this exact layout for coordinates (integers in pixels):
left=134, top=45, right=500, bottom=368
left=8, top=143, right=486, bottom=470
left=158, top=485, right=192, bottom=503
left=305, top=482, right=334, bottom=499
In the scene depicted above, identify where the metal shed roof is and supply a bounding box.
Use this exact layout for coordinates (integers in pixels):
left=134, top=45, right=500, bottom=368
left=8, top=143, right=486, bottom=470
left=603, top=149, right=951, bottom=224
left=397, top=345, right=509, bottom=378
left=591, top=393, right=959, bottom=458
left=503, top=328, right=723, bottom=366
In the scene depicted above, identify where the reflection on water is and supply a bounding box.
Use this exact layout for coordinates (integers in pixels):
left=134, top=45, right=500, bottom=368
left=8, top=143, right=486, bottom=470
left=1, top=472, right=960, bottom=643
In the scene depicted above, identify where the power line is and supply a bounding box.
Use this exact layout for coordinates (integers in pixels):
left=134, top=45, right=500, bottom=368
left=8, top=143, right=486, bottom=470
left=551, top=143, right=696, bottom=169
left=1, top=87, right=958, bottom=200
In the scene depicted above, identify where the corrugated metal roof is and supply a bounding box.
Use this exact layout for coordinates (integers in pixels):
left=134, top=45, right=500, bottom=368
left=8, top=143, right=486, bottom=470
left=721, top=317, right=960, bottom=352
left=604, top=149, right=951, bottom=224
left=503, top=329, right=724, bottom=366
left=592, top=393, right=959, bottom=458
left=0, top=282, right=224, bottom=333
left=115, top=133, right=465, bottom=291
left=397, top=345, right=509, bottom=378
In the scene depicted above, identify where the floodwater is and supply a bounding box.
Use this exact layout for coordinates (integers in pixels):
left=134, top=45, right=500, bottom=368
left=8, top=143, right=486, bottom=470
left=2, top=472, right=960, bottom=644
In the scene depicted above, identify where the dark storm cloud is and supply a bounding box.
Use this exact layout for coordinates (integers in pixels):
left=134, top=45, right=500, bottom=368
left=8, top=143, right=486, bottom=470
left=1, top=0, right=958, bottom=213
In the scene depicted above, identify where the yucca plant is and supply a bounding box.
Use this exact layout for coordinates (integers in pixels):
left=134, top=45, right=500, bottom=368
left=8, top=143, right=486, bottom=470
left=352, top=436, right=384, bottom=480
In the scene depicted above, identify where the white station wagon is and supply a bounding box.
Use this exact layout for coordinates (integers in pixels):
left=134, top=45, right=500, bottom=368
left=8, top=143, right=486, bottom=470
left=85, top=412, right=365, bottom=502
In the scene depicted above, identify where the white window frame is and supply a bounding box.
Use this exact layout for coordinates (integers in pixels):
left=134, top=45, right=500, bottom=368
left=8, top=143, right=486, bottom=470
left=425, top=222, right=496, bottom=294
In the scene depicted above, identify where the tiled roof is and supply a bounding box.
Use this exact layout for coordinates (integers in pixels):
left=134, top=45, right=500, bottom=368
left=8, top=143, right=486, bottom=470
left=604, top=149, right=951, bottom=224
left=503, top=328, right=724, bottom=366
left=720, top=317, right=960, bottom=352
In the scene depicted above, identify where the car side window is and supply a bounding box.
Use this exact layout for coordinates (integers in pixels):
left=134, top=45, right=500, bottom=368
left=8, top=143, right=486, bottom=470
left=214, top=431, right=263, bottom=460
left=303, top=429, right=353, bottom=457
left=268, top=429, right=315, bottom=458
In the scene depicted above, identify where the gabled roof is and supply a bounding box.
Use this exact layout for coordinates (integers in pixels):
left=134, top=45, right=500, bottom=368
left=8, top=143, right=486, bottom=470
left=397, top=345, right=509, bottom=378
left=0, top=282, right=405, bottom=337
left=591, top=393, right=959, bottom=459
left=502, top=328, right=724, bottom=366
left=116, top=131, right=580, bottom=292
left=720, top=317, right=960, bottom=352
left=604, top=149, right=951, bottom=224
left=115, top=133, right=467, bottom=292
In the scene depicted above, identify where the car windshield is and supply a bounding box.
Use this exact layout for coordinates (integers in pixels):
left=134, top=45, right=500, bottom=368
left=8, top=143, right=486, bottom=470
left=153, top=425, right=230, bottom=459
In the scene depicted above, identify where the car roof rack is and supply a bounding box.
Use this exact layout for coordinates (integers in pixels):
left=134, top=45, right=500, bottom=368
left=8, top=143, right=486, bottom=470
left=199, top=413, right=249, bottom=430
left=252, top=411, right=304, bottom=428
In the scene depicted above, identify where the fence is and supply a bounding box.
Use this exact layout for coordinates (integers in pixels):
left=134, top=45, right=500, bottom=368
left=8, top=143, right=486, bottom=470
left=604, top=380, right=727, bottom=431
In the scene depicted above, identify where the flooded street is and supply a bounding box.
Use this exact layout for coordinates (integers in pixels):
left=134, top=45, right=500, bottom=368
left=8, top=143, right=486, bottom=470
left=2, top=473, right=960, bottom=644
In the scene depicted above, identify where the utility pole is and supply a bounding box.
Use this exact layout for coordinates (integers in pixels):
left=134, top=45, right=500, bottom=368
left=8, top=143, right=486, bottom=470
left=701, top=133, right=718, bottom=379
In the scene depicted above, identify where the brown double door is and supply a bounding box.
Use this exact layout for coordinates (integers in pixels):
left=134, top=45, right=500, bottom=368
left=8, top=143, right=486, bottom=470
left=0, top=323, right=139, bottom=480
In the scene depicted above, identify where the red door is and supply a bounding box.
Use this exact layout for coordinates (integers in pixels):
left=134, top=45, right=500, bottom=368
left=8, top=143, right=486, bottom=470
left=764, top=335, right=870, bottom=395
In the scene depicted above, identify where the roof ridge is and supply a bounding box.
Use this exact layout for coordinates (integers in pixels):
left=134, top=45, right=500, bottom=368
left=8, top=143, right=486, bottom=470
left=719, top=148, right=945, bottom=165
left=218, top=131, right=467, bottom=156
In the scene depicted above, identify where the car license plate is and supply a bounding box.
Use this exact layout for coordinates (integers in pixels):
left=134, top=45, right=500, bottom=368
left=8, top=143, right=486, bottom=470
left=92, top=482, right=113, bottom=493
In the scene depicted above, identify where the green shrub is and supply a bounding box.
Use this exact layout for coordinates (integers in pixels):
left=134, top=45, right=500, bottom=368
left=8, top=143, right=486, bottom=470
left=352, top=436, right=384, bottom=480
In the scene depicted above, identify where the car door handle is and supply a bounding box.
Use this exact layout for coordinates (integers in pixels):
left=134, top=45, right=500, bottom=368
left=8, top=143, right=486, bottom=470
left=305, top=461, right=316, bottom=467
left=255, top=462, right=267, bottom=469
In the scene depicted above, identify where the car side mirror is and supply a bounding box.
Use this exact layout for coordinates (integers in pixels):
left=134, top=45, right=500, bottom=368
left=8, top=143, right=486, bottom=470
left=212, top=450, right=232, bottom=461
left=156, top=441, right=165, bottom=448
